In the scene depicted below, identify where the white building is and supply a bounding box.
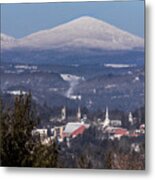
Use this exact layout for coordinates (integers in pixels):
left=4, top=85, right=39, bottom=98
left=32, top=128, right=48, bottom=142
left=128, top=112, right=134, bottom=125
left=102, top=107, right=110, bottom=128
left=101, top=107, right=122, bottom=128
left=77, top=107, right=81, bottom=121
left=110, top=120, right=122, bottom=127
left=61, top=106, right=66, bottom=120
left=63, top=122, right=89, bottom=138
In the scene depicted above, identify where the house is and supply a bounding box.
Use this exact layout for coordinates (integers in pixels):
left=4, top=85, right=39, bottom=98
left=105, top=126, right=129, bottom=140
left=110, top=120, right=122, bottom=127
left=32, top=128, right=48, bottom=141
left=52, top=125, right=65, bottom=140
left=63, top=122, right=89, bottom=138
left=113, top=128, right=129, bottom=139
left=139, top=124, right=145, bottom=134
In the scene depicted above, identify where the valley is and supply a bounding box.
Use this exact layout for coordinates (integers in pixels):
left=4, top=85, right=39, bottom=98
left=1, top=61, right=144, bottom=111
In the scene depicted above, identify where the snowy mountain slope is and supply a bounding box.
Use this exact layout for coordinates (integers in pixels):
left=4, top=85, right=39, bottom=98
left=1, top=16, right=144, bottom=50
left=1, top=33, right=18, bottom=49
left=60, top=74, right=84, bottom=82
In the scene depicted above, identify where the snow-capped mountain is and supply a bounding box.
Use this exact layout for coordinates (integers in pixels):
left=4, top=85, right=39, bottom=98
left=1, top=16, right=144, bottom=50
left=1, top=33, right=17, bottom=49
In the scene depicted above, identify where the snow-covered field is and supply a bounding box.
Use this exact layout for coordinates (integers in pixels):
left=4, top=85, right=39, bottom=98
left=105, top=84, right=117, bottom=89
left=104, top=64, right=136, bottom=68
left=60, top=74, right=84, bottom=82
left=6, top=90, right=27, bottom=95
left=15, top=65, right=37, bottom=70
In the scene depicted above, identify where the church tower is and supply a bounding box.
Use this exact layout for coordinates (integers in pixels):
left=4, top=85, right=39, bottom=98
left=77, top=107, right=81, bottom=121
left=61, top=106, right=66, bottom=120
left=128, top=112, right=134, bottom=125
left=103, top=107, right=110, bottom=127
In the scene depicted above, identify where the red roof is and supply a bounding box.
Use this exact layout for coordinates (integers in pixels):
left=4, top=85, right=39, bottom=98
left=113, top=128, right=128, bottom=136
left=63, top=125, right=86, bottom=138
left=129, top=133, right=139, bottom=137
left=71, top=125, right=86, bottom=137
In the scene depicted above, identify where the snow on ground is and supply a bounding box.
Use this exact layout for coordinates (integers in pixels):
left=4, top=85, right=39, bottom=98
left=105, top=84, right=117, bottom=89
left=68, top=95, right=82, bottom=100
left=60, top=74, right=84, bottom=82
left=15, top=65, right=37, bottom=70
left=49, top=88, right=58, bottom=92
left=4, top=70, right=16, bottom=74
left=133, top=76, right=140, bottom=82
left=6, top=90, right=27, bottom=95
left=60, top=74, right=84, bottom=99
left=104, top=64, right=136, bottom=68
left=111, top=94, right=130, bottom=99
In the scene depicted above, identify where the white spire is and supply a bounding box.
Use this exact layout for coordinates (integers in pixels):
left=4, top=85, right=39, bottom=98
left=103, top=106, right=110, bottom=127
left=128, top=112, right=133, bottom=125
left=61, top=106, right=66, bottom=120
left=77, top=106, right=81, bottom=121
left=105, top=106, right=109, bottom=121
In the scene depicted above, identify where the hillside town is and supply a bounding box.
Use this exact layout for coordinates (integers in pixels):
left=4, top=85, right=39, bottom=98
left=32, top=106, right=145, bottom=152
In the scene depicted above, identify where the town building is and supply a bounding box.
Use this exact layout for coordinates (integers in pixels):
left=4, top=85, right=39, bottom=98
left=61, top=106, right=66, bottom=120
left=32, top=128, right=48, bottom=141
left=63, top=122, right=89, bottom=138
left=100, top=107, right=128, bottom=140
left=128, top=112, right=134, bottom=125
left=52, top=126, right=64, bottom=140
left=77, top=107, right=81, bottom=121
left=32, top=105, right=144, bottom=145
left=101, top=107, right=122, bottom=128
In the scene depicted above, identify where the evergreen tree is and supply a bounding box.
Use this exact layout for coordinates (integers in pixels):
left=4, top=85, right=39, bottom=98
left=0, top=93, right=58, bottom=167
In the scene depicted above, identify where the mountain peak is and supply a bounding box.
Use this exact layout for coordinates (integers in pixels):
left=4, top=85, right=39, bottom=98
left=1, top=16, right=144, bottom=51
left=70, top=16, right=102, bottom=23
left=63, top=16, right=111, bottom=29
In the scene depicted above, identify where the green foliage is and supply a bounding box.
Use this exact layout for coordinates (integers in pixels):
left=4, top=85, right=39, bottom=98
left=24, top=140, right=58, bottom=167
left=0, top=93, right=58, bottom=167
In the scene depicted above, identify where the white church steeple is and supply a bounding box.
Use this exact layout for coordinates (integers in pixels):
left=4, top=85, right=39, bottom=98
left=61, top=106, right=66, bottom=120
left=105, top=106, right=109, bottom=121
left=77, top=106, right=81, bottom=121
left=128, top=112, right=134, bottom=125
left=103, top=106, right=110, bottom=127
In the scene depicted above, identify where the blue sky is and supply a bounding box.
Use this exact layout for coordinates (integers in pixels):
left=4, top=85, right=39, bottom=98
left=1, top=1, right=144, bottom=38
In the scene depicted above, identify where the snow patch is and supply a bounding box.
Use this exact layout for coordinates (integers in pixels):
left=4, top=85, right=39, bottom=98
left=15, top=65, right=37, bottom=70
left=105, top=84, right=116, bottom=89
left=111, top=94, right=130, bottom=99
left=49, top=88, right=58, bottom=92
left=7, top=90, right=27, bottom=95
left=60, top=74, right=84, bottom=82
left=68, top=95, right=82, bottom=100
left=133, top=76, right=140, bottom=83
left=104, top=64, right=136, bottom=68
left=60, top=74, right=84, bottom=98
